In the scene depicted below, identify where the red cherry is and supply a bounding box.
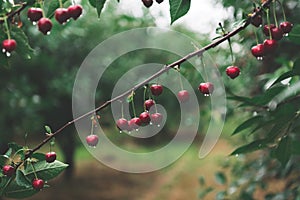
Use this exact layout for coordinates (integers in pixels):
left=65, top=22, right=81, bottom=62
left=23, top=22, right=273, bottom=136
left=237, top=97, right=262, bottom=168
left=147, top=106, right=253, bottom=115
left=271, top=27, right=283, bottom=40
left=32, top=178, right=44, bottom=190
left=37, top=18, right=52, bottom=35
left=156, top=0, right=164, bottom=3
left=2, top=39, right=17, bottom=53
left=128, top=117, right=142, bottom=130
left=150, top=84, right=163, bottom=96
left=263, top=24, right=275, bottom=36
left=142, top=0, right=153, bottom=7
left=86, top=134, right=99, bottom=147
left=263, top=39, right=278, bottom=54
left=226, top=66, right=240, bottom=79
left=116, top=118, right=129, bottom=132
left=55, top=8, right=70, bottom=24
left=198, top=82, right=214, bottom=95
left=251, top=14, right=263, bottom=27
left=144, top=99, right=155, bottom=110
left=280, top=21, right=293, bottom=34
left=151, top=113, right=163, bottom=125
left=2, top=165, right=15, bottom=177
left=27, top=7, right=43, bottom=22
left=251, top=44, right=265, bottom=59
left=177, top=90, right=190, bottom=103
left=68, top=5, right=83, bottom=20
left=45, top=152, right=57, bottom=163
left=139, top=112, right=151, bottom=126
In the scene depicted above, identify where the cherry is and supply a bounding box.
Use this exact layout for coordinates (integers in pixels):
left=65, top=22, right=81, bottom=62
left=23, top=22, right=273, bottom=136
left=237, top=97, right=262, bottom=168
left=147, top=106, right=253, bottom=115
left=116, top=118, right=129, bottom=132
left=139, top=112, right=151, bottom=126
left=45, top=152, right=57, bottom=163
left=55, top=8, right=70, bottom=24
left=151, top=113, right=163, bottom=126
left=144, top=99, right=155, bottom=110
left=280, top=21, right=293, bottom=34
left=251, top=44, right=265, bottom=59
left=142, top=0, right=153, bottom=8
left=156, top=0, right=164, bottom=3
left=37, top=18, right=52, bottom=35
left=2, top=39, right=17, bottom=53
left=226, top=66, right=240, bottom=79
left=128, top=117, right=142, bottom=130
left=177, top=90, right=190, bottom=103
left=27, top=7, right=43, bottom=22
left=150, top=84, right=163, bottom=96
left=32, top=178, right=44, bottom=190
left=263, top=24, right=275, bottom=36
left=2, top=165, right=15, bottom=177
left=86, top=134, right=99, bottom=147
left=251, top=14, right=263, bottom=27
left=271, top=27, right=283, bottom=41
left=263, top=39, right=278, bottom=54
left=67, top=5, right=83, bottom=20
left=198, top=82, right=214, bottom=95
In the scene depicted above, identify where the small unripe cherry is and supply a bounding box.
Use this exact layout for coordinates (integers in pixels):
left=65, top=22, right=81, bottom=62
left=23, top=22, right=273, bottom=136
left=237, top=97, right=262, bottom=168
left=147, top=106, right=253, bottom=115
left=226, top=66, right=240, bottom=79
left=86, top=134, right=99, bottom=147
left=177, top=90, right=190, bottom=103
left=2, top=165, right=15, bottom=177
left=32, top=178, right=44, bottom=190
left=2, top=39, right=17, bottom=53
left=198, top=82, right=214, bottom=95
left=45, top=152, right=57, bottom=163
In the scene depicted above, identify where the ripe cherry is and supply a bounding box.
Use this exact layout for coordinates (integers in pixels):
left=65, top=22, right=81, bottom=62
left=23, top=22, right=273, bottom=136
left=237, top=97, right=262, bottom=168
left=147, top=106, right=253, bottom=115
left=226, top=66, right=240, bottom=79
left=151, top=113, right=163, bottom=126
left=271, top=27, right=283, bottom=41
left=45, top=152, right=57, bottom=163
left=32, top=178, right=44, bottom=190
left=2, top=39, right=17, bottom=53
left=86, top=134, right=99, bottom=147
left=156, top=0, right=164, bottom=3
left=37, top=18, right=52, bottom=35
left=263, top=24, right=275, bottom=36
left=263, top=39, right=278, bottom=54
left=177, top=90, right=190, bottom=103
left=139, top=112, right=151, bottom=126
left=144, top=99, right=155, bottom=110
left=150, top=84, right=163, bottom=96
left=27, top=7, right=43, bottom=22
left=251, top=14, right=263, bottom=27
left=142, top=0, right=153, bottom=7
left=280, top=21, right=293, bottom=34
left=68, top=5, right=83, bottom=20
left=128, top=117, right=142, bottom=130
left=116, top=118, right=129, bottom=132
left=55, top=8, right=70, bottom=24
left=2, top=165, right=15, bottom=177
left=251, top=44, right=265, bottom=59
left=199, top=82, right=214, bottom=95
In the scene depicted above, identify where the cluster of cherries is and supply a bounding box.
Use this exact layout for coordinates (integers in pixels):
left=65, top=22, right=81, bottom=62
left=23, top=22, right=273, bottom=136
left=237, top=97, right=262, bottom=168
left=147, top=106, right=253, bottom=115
left=1, top=4, right=83, bottom=56
left=141, top=0, right=163, bottom=8
left=1, top=151, right=57, bottom=190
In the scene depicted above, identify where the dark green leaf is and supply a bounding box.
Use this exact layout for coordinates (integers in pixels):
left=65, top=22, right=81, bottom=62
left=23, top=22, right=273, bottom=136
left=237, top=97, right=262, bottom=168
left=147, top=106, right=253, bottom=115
left=232, top=116, right=264, bottom=136
left=288, top=24, right=300, bottom=45
left=24, top=160, right=68, bottom=181
left=292, top=58, right=300, bottom=74
left=8, top=143, right=23, bottom=153
left=88, top=0, right=107, bottom=18
left=270, top=71, right=294, bottom=87
left=214, top=171, right=227, bottom=185
left=16, top=170, right=31, bottom=188
left=291, top=139, right=300, bottom=155
left=11, top=26, right=34, bottom=60
left=273, top=136, right=291, bottom=167
left=230, top=139, right=268, bottom=155
left=31, top=153, right=46, bottom=161
left=198, top=187, right=214, bottom=199
left=169, top=0, right=191, bottom=24
left=4, top=180, right=38, bottom=199
left=0, top=155, right=9, bottom=167
left=45, top=125, right=52, bottom=134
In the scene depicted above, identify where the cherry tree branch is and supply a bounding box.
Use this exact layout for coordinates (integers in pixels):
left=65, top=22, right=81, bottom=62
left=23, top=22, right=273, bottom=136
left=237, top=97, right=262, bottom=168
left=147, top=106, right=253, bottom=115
left=21, top=0, right=272, bottom=164
left=0, top=2, right=27, bottom=23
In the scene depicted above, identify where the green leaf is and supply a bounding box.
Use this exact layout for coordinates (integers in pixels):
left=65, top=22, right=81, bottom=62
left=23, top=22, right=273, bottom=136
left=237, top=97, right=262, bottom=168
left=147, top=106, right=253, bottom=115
left=11, top=27, right=34, bottom=60
left=24, top=160, right=68, bottom=181
left=288, top=24, right=300, bottom=45
left=0, top=155, right=9, bottom=167
left=270, top=71, right=294, bottom=87
left=16, top=170, right=31, bottom=188
left=214, top=171, right=227, bottom=185
left=88, top=0, right=107, bottom=18
left=273, top=136, right=291, bottom=167
left=30, top=153, right=46, bottom=161
left=230, top=139, right=268, bottom=155
left=232, top=116, right=264, bottom=136
left=8, top=143, right=23, bottom=153
left=4, top=180, right=38, bottom=199
left=45, top=0, right=68, bottom=18
left=169, top=0, right=191, bottom=24
left=45, top=125, right=52, bottom=134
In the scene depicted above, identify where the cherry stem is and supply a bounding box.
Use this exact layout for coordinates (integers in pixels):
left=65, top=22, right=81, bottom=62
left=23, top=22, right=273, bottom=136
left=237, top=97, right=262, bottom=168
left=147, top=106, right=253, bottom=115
left=143, top=86, right=147, bottom=111
left=254, top=27, right=259, bottom=44
left=4, top=17, right=11, bottom=40
left=130, top=92, right=137, bottom=117
left=30, top=161, right=38, bottom=179
left=273, top=0, right=278, bottom=27
left=178, top=69, right=184, bottom=91
left=266, top=8, right=273, bottom=40
left=120, top=100, right=124, bottom=118
left=14, top=0, right=273, bottom=170
left=200, top=56, right=209, bottom=82
left=90, top=117, right=94, bottom=135
left=59, top=0, right=63, bottom=8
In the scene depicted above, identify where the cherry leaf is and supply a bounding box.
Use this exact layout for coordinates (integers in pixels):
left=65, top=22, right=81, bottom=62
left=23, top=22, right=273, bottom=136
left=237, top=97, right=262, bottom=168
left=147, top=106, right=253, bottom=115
left=169, top=0, right=191, bottom=24
left=88, top=0, right=107, bottom=18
